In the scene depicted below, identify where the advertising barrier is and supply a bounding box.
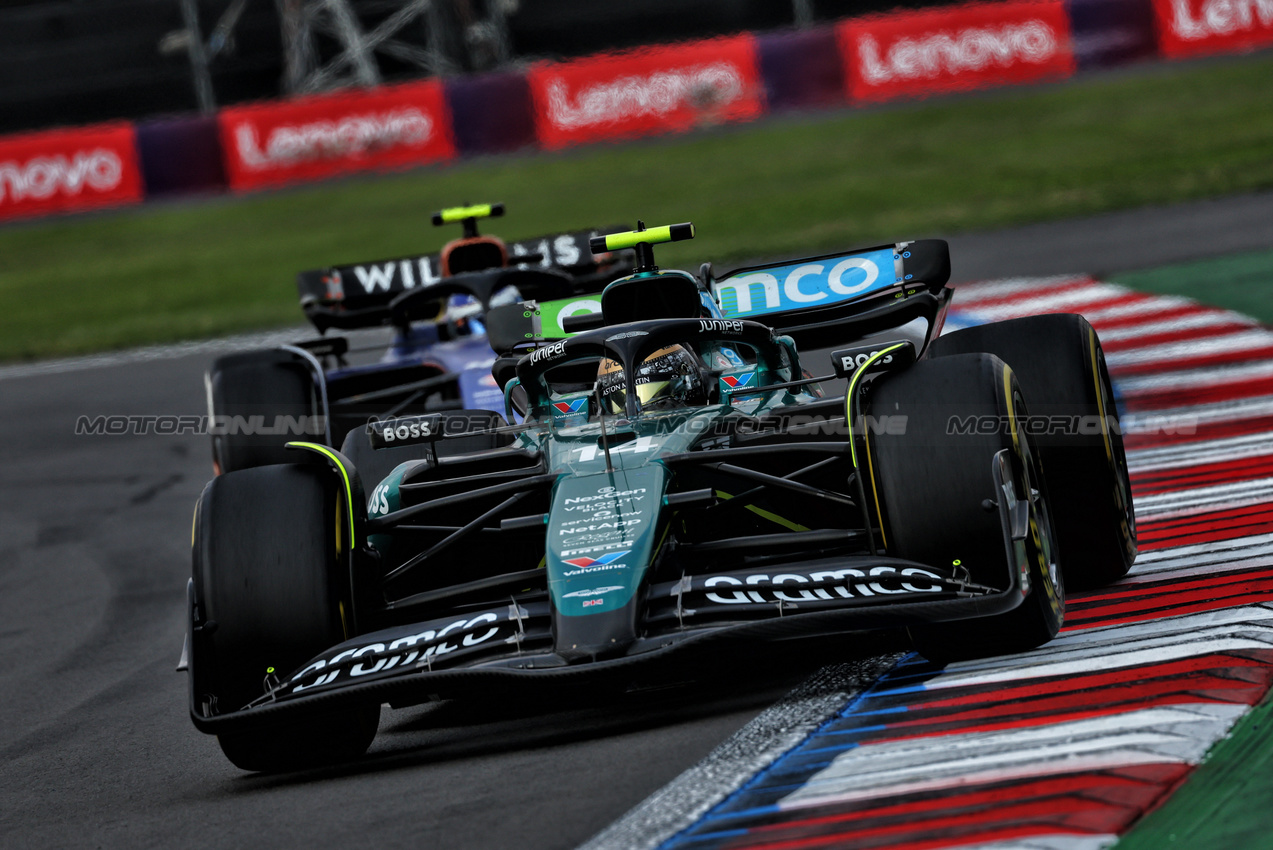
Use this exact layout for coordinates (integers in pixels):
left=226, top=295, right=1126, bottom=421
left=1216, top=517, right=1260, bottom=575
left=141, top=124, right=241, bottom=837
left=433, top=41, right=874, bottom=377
left=527, top=35, right=767, bottom=149
left=1151, top=0, right=1273, bottom=57
left=1, top=2, right=1270, bottom=222
left=838, top=0, right=1077, bottom=103
left=136, top=115, right=226, bottom=197
left=757, top=27, right=846, bottom=110
left=446, top=71, right=537, bottom=156
left=217, top=79, right=456, bottom=192
left=0, top=122, right=143, bottom=220
left=1068, top=0, right=1158, bottom=68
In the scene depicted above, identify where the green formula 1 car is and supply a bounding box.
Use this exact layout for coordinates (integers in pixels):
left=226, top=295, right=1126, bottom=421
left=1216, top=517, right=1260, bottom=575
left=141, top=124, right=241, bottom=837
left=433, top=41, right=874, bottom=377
left=183, top=222, right=1135, bottom=771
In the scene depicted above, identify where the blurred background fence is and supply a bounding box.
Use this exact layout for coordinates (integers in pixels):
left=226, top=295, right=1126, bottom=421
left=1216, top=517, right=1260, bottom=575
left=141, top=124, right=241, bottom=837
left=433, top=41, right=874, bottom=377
left=0, top=0, right=1266, bottom=221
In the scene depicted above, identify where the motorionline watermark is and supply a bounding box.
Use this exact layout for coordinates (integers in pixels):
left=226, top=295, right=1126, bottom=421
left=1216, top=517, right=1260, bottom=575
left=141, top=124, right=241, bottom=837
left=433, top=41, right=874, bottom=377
left=72, top=411, right=1196, bottom=439
left=946, top=414, right=1197, bottom=437
left=74, top=414, right=327, bottom=436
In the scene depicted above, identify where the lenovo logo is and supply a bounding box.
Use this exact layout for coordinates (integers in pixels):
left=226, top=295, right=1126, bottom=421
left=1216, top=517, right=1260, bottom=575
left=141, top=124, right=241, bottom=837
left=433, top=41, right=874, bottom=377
left=1167, top=0, right=1273, bottom=40
left=235, top=108, right=433, bottom=170
left=545, top=63, right=746, bottom=129
left=856, top=20, right=1059, bottom=84
left=0, top=149, right=123, bottom=205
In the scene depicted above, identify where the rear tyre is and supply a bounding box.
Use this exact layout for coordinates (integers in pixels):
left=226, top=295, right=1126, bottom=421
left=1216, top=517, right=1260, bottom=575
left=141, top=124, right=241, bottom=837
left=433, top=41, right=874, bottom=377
left=191, top=464, right=377, bottom=771
left=929, top=314, right=1135, bottom=589
left=207, top=350, right=319, bottom=473
left=866, top=354, right=1064, bottom=663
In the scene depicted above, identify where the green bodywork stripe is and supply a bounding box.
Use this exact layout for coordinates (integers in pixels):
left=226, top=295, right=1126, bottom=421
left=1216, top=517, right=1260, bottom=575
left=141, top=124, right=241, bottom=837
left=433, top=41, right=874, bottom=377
left=712, top=489, right=810, bottom=533
left=286, top=441, right=356, bottom=539
left=438, top=204, right=493, bottom=222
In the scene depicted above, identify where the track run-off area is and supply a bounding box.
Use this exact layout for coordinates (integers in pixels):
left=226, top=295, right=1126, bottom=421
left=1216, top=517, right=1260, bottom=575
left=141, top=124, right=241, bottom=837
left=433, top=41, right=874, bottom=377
left=2, top=193, right=1272, bottom=850
left=584, top=266, right=1273, bottom=850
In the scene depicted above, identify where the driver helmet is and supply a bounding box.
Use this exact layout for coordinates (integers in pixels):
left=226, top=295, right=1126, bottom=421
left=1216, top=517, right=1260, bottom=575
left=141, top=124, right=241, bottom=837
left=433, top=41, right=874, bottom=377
left=597, top=344, right=704, bottom=415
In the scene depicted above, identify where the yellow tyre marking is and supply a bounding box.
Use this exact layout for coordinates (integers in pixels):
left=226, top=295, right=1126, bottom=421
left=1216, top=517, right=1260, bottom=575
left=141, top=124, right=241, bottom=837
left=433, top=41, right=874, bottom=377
left=287, top=441, right=357, bottom=638
left=286, top=441, right=356, bottom=540
left=1089, top=327, right=1117, bottom=468
left=1002, top=362, right=1019, bottom=453
left=844, top=343, right=908, bottom=550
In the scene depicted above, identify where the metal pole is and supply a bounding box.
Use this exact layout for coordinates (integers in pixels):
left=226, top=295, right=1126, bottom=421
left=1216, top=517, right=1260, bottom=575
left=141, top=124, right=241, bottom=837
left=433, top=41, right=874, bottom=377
left=325, top=0, right=380, bottom=85
left=792, top=0, right=814, bottom=28
left=178, top=0, right=216, bottom=113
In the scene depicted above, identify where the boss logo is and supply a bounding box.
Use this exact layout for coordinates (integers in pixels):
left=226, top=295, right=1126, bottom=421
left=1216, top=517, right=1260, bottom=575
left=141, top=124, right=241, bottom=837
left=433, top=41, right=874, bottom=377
left=831, top=340, right=916, bottom=378
left=368, top=414, right=444, bottom=449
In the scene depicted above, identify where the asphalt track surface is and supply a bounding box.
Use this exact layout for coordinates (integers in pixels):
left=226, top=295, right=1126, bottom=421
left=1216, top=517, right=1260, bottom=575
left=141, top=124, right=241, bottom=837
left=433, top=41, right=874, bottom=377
left=2, top=191, right=1271, bottom=849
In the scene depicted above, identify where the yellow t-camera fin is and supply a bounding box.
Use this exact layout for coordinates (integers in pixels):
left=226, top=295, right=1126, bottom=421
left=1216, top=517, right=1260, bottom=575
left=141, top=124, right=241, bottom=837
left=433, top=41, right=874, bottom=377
left=431, top=203, right=505, bottom=226
left=590, top=222, right=694, bottom=254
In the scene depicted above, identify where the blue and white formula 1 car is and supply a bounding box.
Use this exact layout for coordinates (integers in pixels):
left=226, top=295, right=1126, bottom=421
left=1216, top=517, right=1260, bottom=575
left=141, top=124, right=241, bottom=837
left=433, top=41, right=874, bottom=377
left=204, top=203, right=633, bottom=473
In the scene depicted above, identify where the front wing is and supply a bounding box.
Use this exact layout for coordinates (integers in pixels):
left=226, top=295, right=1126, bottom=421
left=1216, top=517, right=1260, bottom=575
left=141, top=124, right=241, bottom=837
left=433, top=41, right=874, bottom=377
left=189, top=553, right=1027, bottom=735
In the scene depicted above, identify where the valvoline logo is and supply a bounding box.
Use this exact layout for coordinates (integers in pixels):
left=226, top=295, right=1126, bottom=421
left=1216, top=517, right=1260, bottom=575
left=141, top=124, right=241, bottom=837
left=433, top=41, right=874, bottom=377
left=563, top=550, right=629, bottom=568
left=720, top=373, right=755, bottom=389
left=552, top=398, right=588, bottom=415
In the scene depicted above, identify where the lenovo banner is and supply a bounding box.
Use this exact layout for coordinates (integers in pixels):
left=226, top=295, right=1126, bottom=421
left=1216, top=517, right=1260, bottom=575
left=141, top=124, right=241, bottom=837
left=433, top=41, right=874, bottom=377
left=1152, top=0, right=1273, bottom=57
left=528, top=35, right=766, bottom=149
left=0, top=123, right=143, bottom=220
left=838, top=1, right=1076, bottom=103
left=218, top=80, right=456, bottom=192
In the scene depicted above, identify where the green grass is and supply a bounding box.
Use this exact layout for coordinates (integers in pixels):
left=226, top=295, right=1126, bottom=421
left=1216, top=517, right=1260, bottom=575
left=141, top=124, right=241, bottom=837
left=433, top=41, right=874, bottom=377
left=4, top=55, right=1273, bottom=361
left=1115, top=689, right=1273, bottom=850
left=1112, top=247, right=1273, bottom=325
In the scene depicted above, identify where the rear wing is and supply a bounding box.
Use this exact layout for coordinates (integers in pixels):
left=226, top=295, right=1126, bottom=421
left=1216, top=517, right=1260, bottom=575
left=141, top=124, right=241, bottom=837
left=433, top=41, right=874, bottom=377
left=296, top=228, right=634, bottom=332
left=710, top=239, right=951, bottom=349
left=485, top=240, right=953, bottom=355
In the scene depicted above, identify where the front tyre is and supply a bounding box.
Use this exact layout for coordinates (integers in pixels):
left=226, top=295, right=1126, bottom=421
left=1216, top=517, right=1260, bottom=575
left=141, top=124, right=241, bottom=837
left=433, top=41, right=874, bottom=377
left=865, top=354, right=1064, bottom=663
left=191, top=464, right=377, bottom=771
left=929, top=313, right=1135, bottom=589
left=206, top=350, right=319, bottom=474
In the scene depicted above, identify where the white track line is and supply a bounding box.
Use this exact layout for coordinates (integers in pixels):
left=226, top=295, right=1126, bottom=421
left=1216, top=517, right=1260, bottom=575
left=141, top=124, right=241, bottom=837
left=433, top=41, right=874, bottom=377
left=779, top=704, right=1242, bottom=808
left=0, top=327, right=310, bottom=382
left=575, top=655, right=903, bottom=850
left=1098, top=311, right=1255, bottom=345
left=951, top=276, right=1093, bottom=303
left=1128, top=432, right=1273, bottom=471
